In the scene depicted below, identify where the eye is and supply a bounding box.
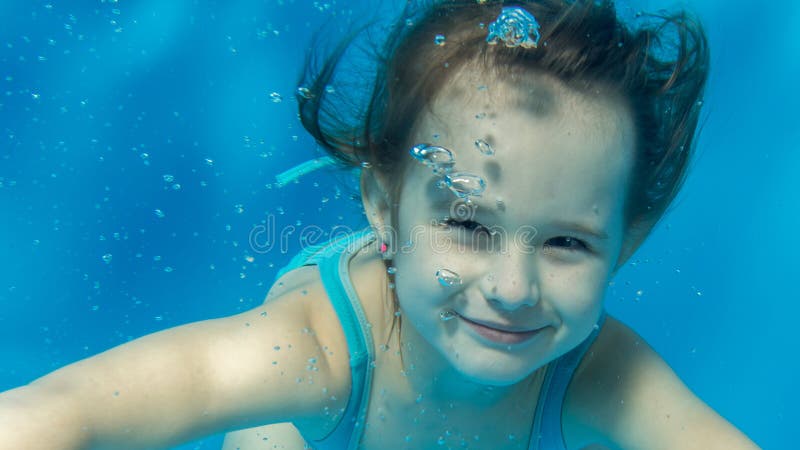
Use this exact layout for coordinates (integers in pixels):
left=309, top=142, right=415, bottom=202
left=442, top=218, right=482, bottom=231
left=441, top=218, right=492, bottom=236
left=544, top=236, right=588, bottom=253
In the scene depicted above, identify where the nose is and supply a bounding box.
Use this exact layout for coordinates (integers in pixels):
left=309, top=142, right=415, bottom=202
left=482, top=251, right=540, bottom=311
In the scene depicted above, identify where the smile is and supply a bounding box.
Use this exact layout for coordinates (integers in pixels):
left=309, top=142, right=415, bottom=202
left=457, top=314, right=543, bottom=345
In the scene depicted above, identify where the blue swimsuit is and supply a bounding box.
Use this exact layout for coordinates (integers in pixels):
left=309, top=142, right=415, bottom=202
left=274, top=227, right=605, bottom=450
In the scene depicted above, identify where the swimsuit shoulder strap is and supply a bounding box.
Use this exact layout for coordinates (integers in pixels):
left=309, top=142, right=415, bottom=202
left=280, top=228, right=377, bottom=450
left=529, top=311, right=607, bottom=450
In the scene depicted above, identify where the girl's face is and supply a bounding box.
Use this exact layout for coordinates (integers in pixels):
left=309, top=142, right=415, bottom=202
left=376, top=70, right=635, bottom=386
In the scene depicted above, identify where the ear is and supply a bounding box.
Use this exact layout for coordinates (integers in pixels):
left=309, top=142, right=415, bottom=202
left=360, top=168, right=396, bottom=256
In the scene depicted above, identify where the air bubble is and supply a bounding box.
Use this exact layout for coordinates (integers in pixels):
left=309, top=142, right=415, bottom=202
left=436, top=269, right=462, bottom=287
left=439, top=310, right=457, bottom=322
left=486, top=7, right=541, bottom=49
left=434, top=34, right=446, bottom=46
left=296, top=86, right=313, bottom=99
left=409, top=144, right=455, bottom=174
left=474, top=139, right=494, bottom=155
left=445, top=172, right=486, bottom=198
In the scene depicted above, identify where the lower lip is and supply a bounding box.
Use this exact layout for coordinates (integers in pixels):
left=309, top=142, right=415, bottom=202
left=460, top=315, right=543, bottom=345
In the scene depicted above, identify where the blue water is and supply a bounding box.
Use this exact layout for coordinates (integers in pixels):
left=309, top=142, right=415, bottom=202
left=0, top=1, right=795, bottom=449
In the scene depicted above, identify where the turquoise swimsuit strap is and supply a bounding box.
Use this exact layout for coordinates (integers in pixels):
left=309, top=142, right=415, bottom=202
left=296, top=228, right=377, bottom=450
left=529, top=311, right=607, bottom=450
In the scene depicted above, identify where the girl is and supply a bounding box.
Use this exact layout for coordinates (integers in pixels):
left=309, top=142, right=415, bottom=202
left=0, top=1, right=759, bottom=449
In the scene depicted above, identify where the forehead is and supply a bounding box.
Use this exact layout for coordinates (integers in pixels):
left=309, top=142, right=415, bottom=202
left=407, top=69, right=636, bottom=223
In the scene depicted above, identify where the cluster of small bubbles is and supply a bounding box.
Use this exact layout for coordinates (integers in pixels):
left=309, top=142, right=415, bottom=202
left=204, top=157, right=214, bottom=166
left=439, top=310, right=457, bottom=322
left=445, top=172, right=487, bottom=198
left=415, top=393, right=424, bottom=403
left=269, top=92, right=282, bottom=103
left=386, top=266, right=397, bottom=275
left=434, top=34, right=446, bottom=46
left=324, top=85, right=335, bottom=94
left=164, top=267, right=174, bottom=273
left=474, top=112, right=487, bottom=119
left=360, top=161, right=372, bottom=169
left=495, top=196, right=505, bottom=210
left=153, top=209, right=165, bottom=218
left=474, top=139, right=494, bottom=155
left=102, top=253, right=112, bottom=264
left=163, top=174, right=174, bottom=183
left=234, top=204, right=245, bottom=214
left=436, top=268, right=462, bottom=287
left=140, top=153, right=150, bottom=165
left=410, top=144, right=455, bottom=174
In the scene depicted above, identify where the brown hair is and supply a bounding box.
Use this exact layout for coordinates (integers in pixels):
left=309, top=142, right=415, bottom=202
left=296, top=0, right=709, bottom=343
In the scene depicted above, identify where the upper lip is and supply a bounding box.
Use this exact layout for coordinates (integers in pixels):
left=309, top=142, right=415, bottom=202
left=457, top=313, right=543, bottom=334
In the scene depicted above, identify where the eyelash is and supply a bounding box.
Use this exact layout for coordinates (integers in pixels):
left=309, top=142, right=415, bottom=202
left=543, top=236, right=588, bottom=253
left=441, top=218, right=491, bottom=235
left=441, top=218, right=589, bottom=252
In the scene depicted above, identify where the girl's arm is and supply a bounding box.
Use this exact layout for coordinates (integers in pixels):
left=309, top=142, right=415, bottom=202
left=221, top=422, right=308, bottom=449
left=563, top=316, right=760, bottom=450
left=0, top=270, right=342, bottom=450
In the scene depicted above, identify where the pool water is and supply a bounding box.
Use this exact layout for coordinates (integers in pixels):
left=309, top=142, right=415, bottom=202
left=0, top=1, right=795, bottom=448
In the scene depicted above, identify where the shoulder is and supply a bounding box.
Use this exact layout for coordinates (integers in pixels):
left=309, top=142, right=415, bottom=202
left=260, top=264, right=355, bottom=441
left=562, top=315, right=758, bottom=450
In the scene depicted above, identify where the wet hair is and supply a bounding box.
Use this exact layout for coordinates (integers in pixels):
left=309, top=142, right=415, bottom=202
left=296, top=0, right=708, bottom=341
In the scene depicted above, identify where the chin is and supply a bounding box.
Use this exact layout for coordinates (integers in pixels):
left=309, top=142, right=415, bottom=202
left=447, top=350, right=541, bottom=387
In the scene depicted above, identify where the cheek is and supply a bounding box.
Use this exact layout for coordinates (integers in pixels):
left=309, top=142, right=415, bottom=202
left=544, top=264, right=607, bottom=314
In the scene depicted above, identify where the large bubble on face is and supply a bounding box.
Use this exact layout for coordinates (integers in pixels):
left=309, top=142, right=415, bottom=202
left=409, top=144, right=455, bottom=175
left=444, top=172, right=487, bottom=198
left=436, top=268, right=462, bottom=287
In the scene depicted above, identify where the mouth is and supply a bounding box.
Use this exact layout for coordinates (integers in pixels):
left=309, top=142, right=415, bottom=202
left=457, top=314, right=544, bottom=345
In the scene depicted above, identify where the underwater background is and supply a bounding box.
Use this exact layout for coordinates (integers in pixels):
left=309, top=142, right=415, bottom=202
left=0, top=0, right=795, bottom=449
